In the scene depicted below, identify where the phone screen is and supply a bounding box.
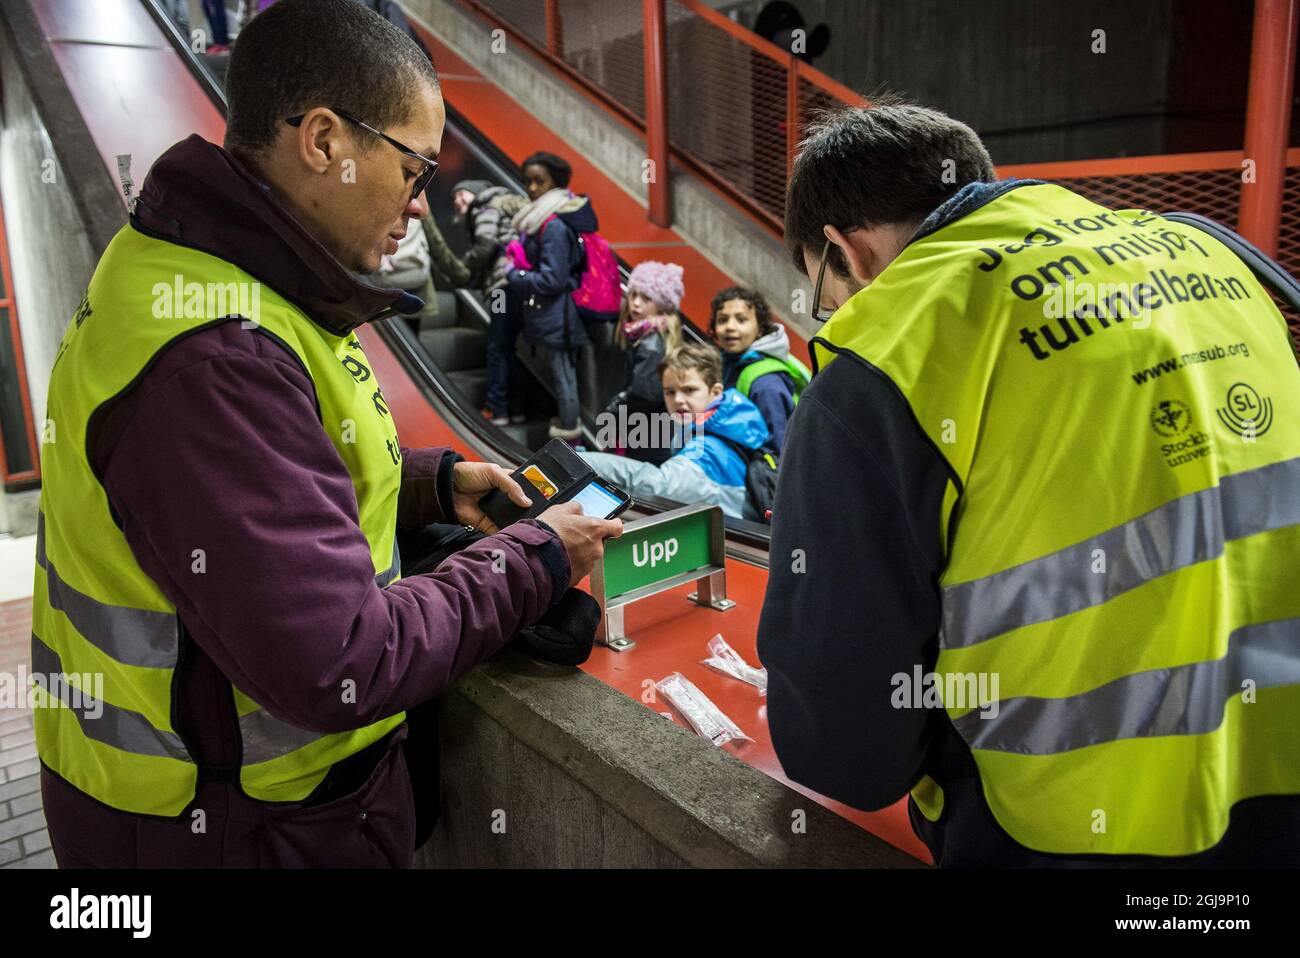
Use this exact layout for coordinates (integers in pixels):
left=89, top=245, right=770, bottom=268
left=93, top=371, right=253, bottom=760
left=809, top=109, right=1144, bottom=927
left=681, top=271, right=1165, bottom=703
left=569, top=480, right=626, bottom=519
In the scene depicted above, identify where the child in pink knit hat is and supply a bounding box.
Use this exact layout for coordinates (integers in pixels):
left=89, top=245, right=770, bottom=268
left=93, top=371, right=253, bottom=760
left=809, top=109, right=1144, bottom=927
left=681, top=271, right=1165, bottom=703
left=603, top=261, right=686, bottom=464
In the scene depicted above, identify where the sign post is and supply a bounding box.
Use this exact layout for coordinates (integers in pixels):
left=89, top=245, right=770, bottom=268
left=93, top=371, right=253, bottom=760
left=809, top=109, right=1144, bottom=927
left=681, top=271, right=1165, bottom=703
left=589, top=503, right=735, bottom=652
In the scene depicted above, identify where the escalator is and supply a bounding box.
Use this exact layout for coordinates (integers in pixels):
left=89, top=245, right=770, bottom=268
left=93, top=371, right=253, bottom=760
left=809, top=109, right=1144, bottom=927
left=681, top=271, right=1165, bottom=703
left=143, top=0, right=774, bottom=561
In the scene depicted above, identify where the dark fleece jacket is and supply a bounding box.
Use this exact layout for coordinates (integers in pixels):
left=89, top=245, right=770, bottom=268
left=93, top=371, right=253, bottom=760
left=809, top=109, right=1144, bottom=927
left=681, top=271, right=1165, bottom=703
left=508, top=198, right=599, bottom=351
left=39, top=135, right=569, bottom=868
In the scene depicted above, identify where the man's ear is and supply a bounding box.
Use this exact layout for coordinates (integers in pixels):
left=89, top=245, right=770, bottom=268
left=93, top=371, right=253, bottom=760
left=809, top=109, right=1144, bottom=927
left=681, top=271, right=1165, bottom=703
left=709, top=382, right=724, bottom=400
left=824, top=224, right=875, bottom=284
left=295, top=108, right=342, bottom=176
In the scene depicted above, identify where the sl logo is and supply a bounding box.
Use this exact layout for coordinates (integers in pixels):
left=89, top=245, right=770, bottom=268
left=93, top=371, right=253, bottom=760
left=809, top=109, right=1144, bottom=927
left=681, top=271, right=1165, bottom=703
left=1216, top=382, right=1273, bottom=438
left=1149, top=399, right=1191, bottom=437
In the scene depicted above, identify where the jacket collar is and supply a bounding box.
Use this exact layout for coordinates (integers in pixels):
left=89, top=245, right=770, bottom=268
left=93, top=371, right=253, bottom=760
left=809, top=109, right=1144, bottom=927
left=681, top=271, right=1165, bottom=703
left=131, top=135, right=414, bottom=336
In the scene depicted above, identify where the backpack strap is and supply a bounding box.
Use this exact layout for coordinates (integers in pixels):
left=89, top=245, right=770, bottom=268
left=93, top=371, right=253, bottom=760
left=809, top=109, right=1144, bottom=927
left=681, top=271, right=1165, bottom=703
left=712, top=433, right=755, bottom=464
left=736, top=355, right=812, bottom=402
left=539, top=215, right=588, bottom=278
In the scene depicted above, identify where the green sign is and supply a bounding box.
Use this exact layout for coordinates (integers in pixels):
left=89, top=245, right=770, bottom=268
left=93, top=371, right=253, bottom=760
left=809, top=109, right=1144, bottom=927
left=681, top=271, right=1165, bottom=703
left=601, top=507, right=714, bottom=600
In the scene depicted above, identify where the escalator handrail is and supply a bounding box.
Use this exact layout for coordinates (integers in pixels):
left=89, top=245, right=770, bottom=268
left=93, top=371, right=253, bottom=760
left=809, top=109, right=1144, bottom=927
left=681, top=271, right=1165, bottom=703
left=140, top=0, right=228, bottom=112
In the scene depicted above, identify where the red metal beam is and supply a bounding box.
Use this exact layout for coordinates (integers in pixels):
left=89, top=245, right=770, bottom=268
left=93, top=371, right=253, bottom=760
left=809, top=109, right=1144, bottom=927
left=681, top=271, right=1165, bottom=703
left=642, top=0, right=671, bottom=227
left=1239, top=0, right=1298, bottom=255
left=544, top=0, right=562, bottom=58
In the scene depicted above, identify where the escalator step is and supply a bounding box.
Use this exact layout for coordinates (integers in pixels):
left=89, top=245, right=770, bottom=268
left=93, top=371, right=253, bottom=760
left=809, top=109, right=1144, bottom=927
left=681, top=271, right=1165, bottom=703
left=419, top=308, right=458, bottom=331
left=446, top=368, right=488, bottom=410
left=418, top=326, right=487, bottom=372
left=436, top=291, right=459, bottom=317
left=499, top=419, right=553, bottom=450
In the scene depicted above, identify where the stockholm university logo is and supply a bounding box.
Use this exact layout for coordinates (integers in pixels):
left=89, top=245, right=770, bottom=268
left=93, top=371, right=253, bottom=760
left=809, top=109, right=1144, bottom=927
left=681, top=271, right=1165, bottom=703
left=1150, top=399, right=1191, bottom=437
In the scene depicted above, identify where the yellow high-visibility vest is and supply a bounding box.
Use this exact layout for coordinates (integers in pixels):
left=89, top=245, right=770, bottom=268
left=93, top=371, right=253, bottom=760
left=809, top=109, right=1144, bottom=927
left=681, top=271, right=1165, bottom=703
left=32, top=223, right=405, bottom=816
left=814, top=183, right=1300, bottom=856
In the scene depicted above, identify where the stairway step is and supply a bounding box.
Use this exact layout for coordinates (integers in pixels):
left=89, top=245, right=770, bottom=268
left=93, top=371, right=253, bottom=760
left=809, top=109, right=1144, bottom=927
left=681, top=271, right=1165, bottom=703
left=418, top=326, right=486, bottom=372
left=446, top=368, right=488, bottom=410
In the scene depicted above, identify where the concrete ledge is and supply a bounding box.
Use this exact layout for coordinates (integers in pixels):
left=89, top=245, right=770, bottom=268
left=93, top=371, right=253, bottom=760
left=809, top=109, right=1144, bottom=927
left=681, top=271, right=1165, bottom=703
left=2, top=491, right=39, bottom=539
left=0, top=0, right=126, bottom=259
left=405, top=0, right=819, bottom=342
left=423, top=649, right=922, bottom=867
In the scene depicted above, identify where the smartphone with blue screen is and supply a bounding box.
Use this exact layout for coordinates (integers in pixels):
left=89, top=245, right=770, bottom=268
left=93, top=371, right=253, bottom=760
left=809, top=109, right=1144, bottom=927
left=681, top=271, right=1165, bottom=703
left=567, top=477, right=633, bottom=520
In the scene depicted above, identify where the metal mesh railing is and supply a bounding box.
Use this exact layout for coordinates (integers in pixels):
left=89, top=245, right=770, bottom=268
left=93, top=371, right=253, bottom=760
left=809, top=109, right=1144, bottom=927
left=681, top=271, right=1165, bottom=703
left=457, top=0, right=1297, bottom=354
left=477, top=0, right=546, bottom=42
left=664, top=1, right=789, bottom=221
left=1053, top=168, right=1247, bottom=227
left=1281, top=167, right=1300, bottom=280
left=556, top=0, right=646, bottom=120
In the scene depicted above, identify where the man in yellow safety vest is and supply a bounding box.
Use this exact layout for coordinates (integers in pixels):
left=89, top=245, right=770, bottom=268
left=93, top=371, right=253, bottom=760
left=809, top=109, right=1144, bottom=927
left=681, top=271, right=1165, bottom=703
left=758, top=99, right=1300, bottom=866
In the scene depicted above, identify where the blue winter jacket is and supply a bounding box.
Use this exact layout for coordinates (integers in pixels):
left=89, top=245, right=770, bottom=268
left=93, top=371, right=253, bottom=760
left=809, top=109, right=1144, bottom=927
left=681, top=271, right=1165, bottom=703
left=508, top=198, right=599, bottom=351
left=581, top=388, right=769, bottom=518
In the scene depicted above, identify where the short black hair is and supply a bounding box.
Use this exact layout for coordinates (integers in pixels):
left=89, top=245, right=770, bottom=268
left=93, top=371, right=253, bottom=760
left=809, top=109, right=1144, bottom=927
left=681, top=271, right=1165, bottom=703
left=224, top=0, right=438, bottom=162
left=709, top=286, right=774, bottom=337
left=785, top=99, right=996, bottom=276
left=521, top=151, right=573, bottom=189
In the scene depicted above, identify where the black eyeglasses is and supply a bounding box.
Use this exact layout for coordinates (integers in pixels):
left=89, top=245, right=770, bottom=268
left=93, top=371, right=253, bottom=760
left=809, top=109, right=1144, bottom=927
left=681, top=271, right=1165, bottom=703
left=286, top=108, right=438, bottom=201
left=811, top=238, right=835, bottom=324
left=809, top=226, right=862, bottom=323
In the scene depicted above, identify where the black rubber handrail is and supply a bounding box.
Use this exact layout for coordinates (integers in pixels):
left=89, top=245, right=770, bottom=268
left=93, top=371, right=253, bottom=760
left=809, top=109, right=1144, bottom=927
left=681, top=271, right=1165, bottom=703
left=140, top=0, right=228, bottom=111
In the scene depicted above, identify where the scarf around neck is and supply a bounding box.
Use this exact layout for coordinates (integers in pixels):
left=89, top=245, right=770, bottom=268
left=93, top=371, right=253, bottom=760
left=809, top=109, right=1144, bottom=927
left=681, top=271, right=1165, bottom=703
left=512, top=187, right=580, bottom=236
left=623, top=312, right=669, bottom=344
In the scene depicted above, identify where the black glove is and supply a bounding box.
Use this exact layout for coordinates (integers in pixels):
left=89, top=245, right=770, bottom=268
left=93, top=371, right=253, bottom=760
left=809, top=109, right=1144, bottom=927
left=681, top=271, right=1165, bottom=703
left=514, top=587, right=601, bottom=666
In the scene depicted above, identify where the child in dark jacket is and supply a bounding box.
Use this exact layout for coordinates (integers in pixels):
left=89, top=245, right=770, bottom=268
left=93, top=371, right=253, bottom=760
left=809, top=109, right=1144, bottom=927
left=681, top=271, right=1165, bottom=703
left=710, top=286, right=810, bottom=454
left=506, top=185, right=598, bottom=440
left=603, top=261, right=684, bottom=465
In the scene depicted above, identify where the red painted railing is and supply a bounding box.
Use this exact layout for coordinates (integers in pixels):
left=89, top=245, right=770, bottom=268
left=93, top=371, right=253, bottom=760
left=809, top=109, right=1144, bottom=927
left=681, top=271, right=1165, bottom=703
left=453, top=0, right=1298, bottom=343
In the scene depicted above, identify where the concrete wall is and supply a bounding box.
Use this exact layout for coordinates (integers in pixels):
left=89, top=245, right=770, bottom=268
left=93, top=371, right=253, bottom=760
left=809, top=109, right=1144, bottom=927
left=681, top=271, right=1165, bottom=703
left=0, top=3, right=126, bottom=444
left=417, top=651, right=922, bottom=868
left=405, top=0, right=820, bottom=342
left=713, top=0, right=1259, bottom=164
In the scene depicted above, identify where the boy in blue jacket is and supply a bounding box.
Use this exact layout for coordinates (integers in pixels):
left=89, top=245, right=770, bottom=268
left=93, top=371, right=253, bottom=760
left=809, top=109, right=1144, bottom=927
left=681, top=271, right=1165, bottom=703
left=710, top=286, right=810, bottom=453
left=581, top=343, right=768, bottom=519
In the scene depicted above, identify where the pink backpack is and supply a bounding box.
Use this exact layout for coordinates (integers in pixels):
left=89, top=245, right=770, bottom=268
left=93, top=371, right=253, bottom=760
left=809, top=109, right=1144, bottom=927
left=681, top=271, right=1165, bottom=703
left=539, top=215, right=622, bottom=322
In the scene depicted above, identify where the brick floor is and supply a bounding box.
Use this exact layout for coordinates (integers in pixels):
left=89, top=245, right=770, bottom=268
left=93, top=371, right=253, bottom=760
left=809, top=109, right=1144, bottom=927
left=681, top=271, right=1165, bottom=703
left=0, top=596, right=51, bottom=869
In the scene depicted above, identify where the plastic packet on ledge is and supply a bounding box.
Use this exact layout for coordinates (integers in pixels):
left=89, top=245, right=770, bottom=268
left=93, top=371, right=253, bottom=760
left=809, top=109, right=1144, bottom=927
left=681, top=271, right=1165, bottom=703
left=701, top=633, right=768, bottom=695
left=655, top=672, right=752, bottom=747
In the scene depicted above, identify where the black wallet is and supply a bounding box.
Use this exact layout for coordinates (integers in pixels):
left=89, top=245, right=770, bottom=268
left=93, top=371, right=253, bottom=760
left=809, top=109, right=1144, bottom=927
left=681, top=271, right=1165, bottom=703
left=480, top=438, right=597, bottom=529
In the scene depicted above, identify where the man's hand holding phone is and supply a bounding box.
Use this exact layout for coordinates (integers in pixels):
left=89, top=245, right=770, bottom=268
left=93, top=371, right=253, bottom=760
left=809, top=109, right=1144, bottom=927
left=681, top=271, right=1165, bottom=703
left=538, top=502, right=624, bottom=587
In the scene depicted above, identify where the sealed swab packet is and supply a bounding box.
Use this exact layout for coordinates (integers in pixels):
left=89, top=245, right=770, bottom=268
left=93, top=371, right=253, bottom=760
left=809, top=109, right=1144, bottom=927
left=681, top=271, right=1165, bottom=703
left=701, top=633, right=768, bottom=695
left=655, top=672, right=752, bottom=747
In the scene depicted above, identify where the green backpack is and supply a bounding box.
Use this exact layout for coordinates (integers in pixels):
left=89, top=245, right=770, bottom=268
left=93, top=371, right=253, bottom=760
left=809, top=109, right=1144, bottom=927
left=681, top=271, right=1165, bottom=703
left=735, top=354, right=811, bottom=402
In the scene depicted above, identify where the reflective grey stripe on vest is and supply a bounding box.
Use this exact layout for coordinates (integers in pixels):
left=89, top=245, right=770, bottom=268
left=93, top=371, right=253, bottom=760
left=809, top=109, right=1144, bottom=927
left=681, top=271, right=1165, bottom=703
left=30, top=632, right=192, bottom=762
left=942, top=457, right=1300, bottom=650
left=239, top=708, right=327, bottom=765
left=35, top=512, right=179, bottom=669
left=952, top=616, right=1300, bottom=754
left=375, top=537, right=401, bottom=587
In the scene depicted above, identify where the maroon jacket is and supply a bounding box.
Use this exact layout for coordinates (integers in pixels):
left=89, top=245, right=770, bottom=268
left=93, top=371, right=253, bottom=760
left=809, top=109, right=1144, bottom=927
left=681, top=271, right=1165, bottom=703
left=40, top=135, right=569, bottom=868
